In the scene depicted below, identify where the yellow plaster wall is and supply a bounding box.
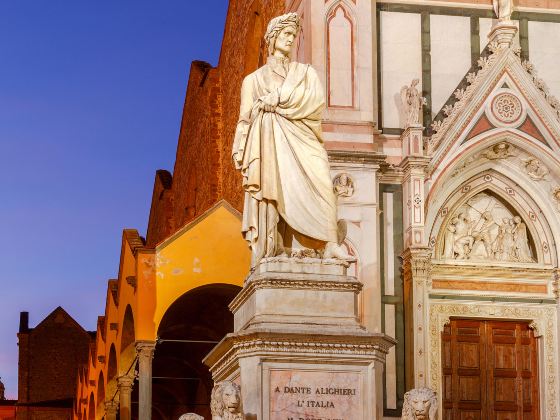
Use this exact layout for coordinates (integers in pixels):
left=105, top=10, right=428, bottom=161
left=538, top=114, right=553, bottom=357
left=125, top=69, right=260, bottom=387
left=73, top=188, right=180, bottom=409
left=74, top=202, right=250, bottom=419
left=151, top=203, right=250, bottom=336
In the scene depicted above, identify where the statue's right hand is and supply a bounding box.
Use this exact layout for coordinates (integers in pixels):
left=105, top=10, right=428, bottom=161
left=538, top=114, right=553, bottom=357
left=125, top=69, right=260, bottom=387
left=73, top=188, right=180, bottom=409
left=258, top=91, right=279, bottom=113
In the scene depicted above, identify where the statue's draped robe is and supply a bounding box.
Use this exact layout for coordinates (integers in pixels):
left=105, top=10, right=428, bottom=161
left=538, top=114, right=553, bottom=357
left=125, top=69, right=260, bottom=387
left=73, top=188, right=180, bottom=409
left=493, top=0, right=512, bottom=20
left=232, top=57, right=337, bottom=264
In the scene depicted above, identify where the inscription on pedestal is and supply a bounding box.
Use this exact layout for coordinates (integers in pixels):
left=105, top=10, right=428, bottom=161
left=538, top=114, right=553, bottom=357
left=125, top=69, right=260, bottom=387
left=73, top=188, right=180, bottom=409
left=269, top=369, right=361, bottom=420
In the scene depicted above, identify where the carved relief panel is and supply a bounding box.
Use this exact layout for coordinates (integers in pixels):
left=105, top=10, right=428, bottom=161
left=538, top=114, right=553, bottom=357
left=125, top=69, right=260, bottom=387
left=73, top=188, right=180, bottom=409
left=430, top=170, right=556, bottom=266
left=441, top=191, right=534, bottom=263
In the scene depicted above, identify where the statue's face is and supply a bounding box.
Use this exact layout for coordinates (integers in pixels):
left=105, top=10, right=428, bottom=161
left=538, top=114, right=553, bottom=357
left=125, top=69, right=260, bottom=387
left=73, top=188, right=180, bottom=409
left=274, top=25, right=297, bottom=57
left=410, top=397, right=431, bottom=419
left=494, top=143, right=507, bottom=152
left=527, top=159, right=539, bottom=171
left=222, top=385, right=240, bottom=413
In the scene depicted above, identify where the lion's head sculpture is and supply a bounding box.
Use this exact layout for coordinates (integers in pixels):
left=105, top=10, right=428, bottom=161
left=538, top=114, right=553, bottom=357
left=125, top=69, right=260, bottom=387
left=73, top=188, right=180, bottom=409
left=210, top=380, right=243, bottom=420
left=401, top=387, right=438, bottom=420
left=178, top=414, right=203, bottom=420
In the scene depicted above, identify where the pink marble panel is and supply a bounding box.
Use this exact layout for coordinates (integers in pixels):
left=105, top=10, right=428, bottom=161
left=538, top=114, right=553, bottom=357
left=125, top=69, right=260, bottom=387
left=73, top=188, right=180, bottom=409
left=269, top=369, right=361, bottom=420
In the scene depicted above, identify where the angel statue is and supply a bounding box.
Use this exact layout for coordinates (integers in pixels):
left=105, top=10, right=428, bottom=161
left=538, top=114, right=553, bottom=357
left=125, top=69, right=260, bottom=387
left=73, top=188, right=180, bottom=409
left=401, top=79, right=427, bottom=128
left=232, top=13, right=350, bottom=266
left=493, top=0, right=513, bottom=22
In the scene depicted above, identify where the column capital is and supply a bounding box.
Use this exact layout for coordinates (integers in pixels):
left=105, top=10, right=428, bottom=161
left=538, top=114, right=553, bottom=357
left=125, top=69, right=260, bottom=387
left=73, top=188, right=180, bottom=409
left=117, top=374, right=135, bottom=390
left=401, top=247, right=432, bottom=280
left=399, top=155, right=430, bottom=175
left=104, top=400, right=118, bottom=415
left=135, top=340, right=156, bottom=359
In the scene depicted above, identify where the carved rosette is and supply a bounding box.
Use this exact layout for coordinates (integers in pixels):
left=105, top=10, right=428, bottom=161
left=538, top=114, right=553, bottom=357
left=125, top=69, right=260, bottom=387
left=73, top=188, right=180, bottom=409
left=486, top=90, right=526, bottom=128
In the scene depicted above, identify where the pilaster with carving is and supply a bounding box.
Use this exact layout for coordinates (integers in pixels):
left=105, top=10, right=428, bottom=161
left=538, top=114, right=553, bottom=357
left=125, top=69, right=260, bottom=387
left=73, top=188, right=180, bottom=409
left=402, top=247, right=432, bottom=389
left=400, top=156, right=430, bottom=249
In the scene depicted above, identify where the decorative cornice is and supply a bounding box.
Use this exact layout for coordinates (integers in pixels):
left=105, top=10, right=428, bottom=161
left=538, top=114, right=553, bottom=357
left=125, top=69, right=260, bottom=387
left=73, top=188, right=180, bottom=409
left=431, top=263, right=553, bottom=279
left=230, top=276, right=362, bottom=313
left=204, top=330, right=396, bottom=380
left=399, top=155, right=431, bottom=173
left=328, top=149, right=387, bottom=165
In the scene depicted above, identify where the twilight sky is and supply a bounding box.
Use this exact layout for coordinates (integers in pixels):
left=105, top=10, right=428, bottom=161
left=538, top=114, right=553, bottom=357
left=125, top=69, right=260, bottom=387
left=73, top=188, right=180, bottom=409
left=0, top=0, right=228, bottom=399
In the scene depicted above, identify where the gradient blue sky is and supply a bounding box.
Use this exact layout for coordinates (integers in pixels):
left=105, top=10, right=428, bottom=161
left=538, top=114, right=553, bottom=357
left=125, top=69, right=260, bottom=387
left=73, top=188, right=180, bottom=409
left=0, top=1, right=228, bottom=398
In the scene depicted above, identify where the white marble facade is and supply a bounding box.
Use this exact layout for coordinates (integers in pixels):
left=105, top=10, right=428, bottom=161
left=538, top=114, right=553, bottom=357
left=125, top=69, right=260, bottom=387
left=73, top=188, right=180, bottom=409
left=284, top=0, right=560, bottom=417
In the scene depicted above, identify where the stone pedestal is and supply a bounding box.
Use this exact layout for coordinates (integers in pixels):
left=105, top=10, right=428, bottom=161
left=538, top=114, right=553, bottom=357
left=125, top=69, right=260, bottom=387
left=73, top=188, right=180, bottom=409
left=401, top=124, right=424, bottom=158
left=488, top=21, right=518, bottom=49
left=204, top=258, right=395, bottom=420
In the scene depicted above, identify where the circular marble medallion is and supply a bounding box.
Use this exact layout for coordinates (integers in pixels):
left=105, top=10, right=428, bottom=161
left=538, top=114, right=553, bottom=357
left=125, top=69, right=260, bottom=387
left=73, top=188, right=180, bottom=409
left=491, top=92, right=523, bottom=124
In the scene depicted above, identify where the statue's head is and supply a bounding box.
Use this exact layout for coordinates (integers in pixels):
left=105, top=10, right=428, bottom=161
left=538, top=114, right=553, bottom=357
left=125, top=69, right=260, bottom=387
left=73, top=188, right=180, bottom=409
left=264, top=13, right=301, bottom=57
left=493, top=142, right=508, bottom=153
left=402, top=387, right=437, bottom=420
left=211, top=381, right=242, bottom=417
left=411, top=78, right=420, bottom=87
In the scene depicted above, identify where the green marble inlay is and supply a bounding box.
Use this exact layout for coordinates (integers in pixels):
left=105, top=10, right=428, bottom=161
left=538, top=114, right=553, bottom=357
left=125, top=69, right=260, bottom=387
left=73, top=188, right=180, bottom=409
left=379, top=184, right=404, bottom=417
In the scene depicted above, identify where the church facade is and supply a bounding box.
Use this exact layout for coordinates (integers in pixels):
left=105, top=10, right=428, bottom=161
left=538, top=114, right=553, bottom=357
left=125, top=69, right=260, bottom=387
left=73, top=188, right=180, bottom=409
left=72, top=0, right=560, bottom=419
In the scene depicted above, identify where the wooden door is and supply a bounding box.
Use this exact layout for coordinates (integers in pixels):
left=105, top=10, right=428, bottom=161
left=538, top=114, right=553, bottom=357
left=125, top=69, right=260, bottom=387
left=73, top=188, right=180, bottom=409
left=442, top=319, right=539, bottom=419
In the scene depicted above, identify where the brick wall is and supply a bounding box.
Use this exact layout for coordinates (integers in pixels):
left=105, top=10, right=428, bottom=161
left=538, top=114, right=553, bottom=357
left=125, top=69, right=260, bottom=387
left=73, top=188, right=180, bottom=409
left=17, top=309, right=90, bottom=420
left=145, top=170, right=174, bottom=248
left=171, top=61, right=223, bottom=230
left=146, top=0, right=285, bottom=245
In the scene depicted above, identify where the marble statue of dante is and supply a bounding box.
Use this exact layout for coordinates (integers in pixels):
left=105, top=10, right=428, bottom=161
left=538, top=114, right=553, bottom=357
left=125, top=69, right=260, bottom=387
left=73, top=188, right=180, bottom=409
left=493, top=0, right=513, bottom=22
left=232, top=13, right=348, bottom=266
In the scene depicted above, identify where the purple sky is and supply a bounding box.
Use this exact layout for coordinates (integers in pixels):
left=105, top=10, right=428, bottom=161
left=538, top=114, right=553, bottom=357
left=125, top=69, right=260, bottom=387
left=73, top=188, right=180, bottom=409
left=0, top=1, right=228, bottom=399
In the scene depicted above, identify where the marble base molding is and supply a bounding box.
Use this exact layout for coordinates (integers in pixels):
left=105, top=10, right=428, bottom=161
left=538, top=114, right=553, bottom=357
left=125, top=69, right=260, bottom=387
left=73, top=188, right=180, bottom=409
left=204, top=259, right=395, bottom=419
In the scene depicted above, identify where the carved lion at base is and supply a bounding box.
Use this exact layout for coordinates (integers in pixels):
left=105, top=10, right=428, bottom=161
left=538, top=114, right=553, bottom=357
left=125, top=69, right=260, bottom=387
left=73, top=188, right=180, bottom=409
left=401, top=387, right=438, bottom=420
left=178, top=414, right=204, bottom=420
left=210, top=381, right=243, bottom=420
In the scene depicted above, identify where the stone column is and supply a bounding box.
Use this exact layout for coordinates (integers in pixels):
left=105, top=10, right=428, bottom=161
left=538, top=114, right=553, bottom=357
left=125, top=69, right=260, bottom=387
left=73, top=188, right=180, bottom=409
left=104, top=400, right=118, bottom=420
left=117, top=374, right=135, bottom=420
left=136, top=341, right=156, bottom=420
left=402, top=247, right=431, bottom=389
